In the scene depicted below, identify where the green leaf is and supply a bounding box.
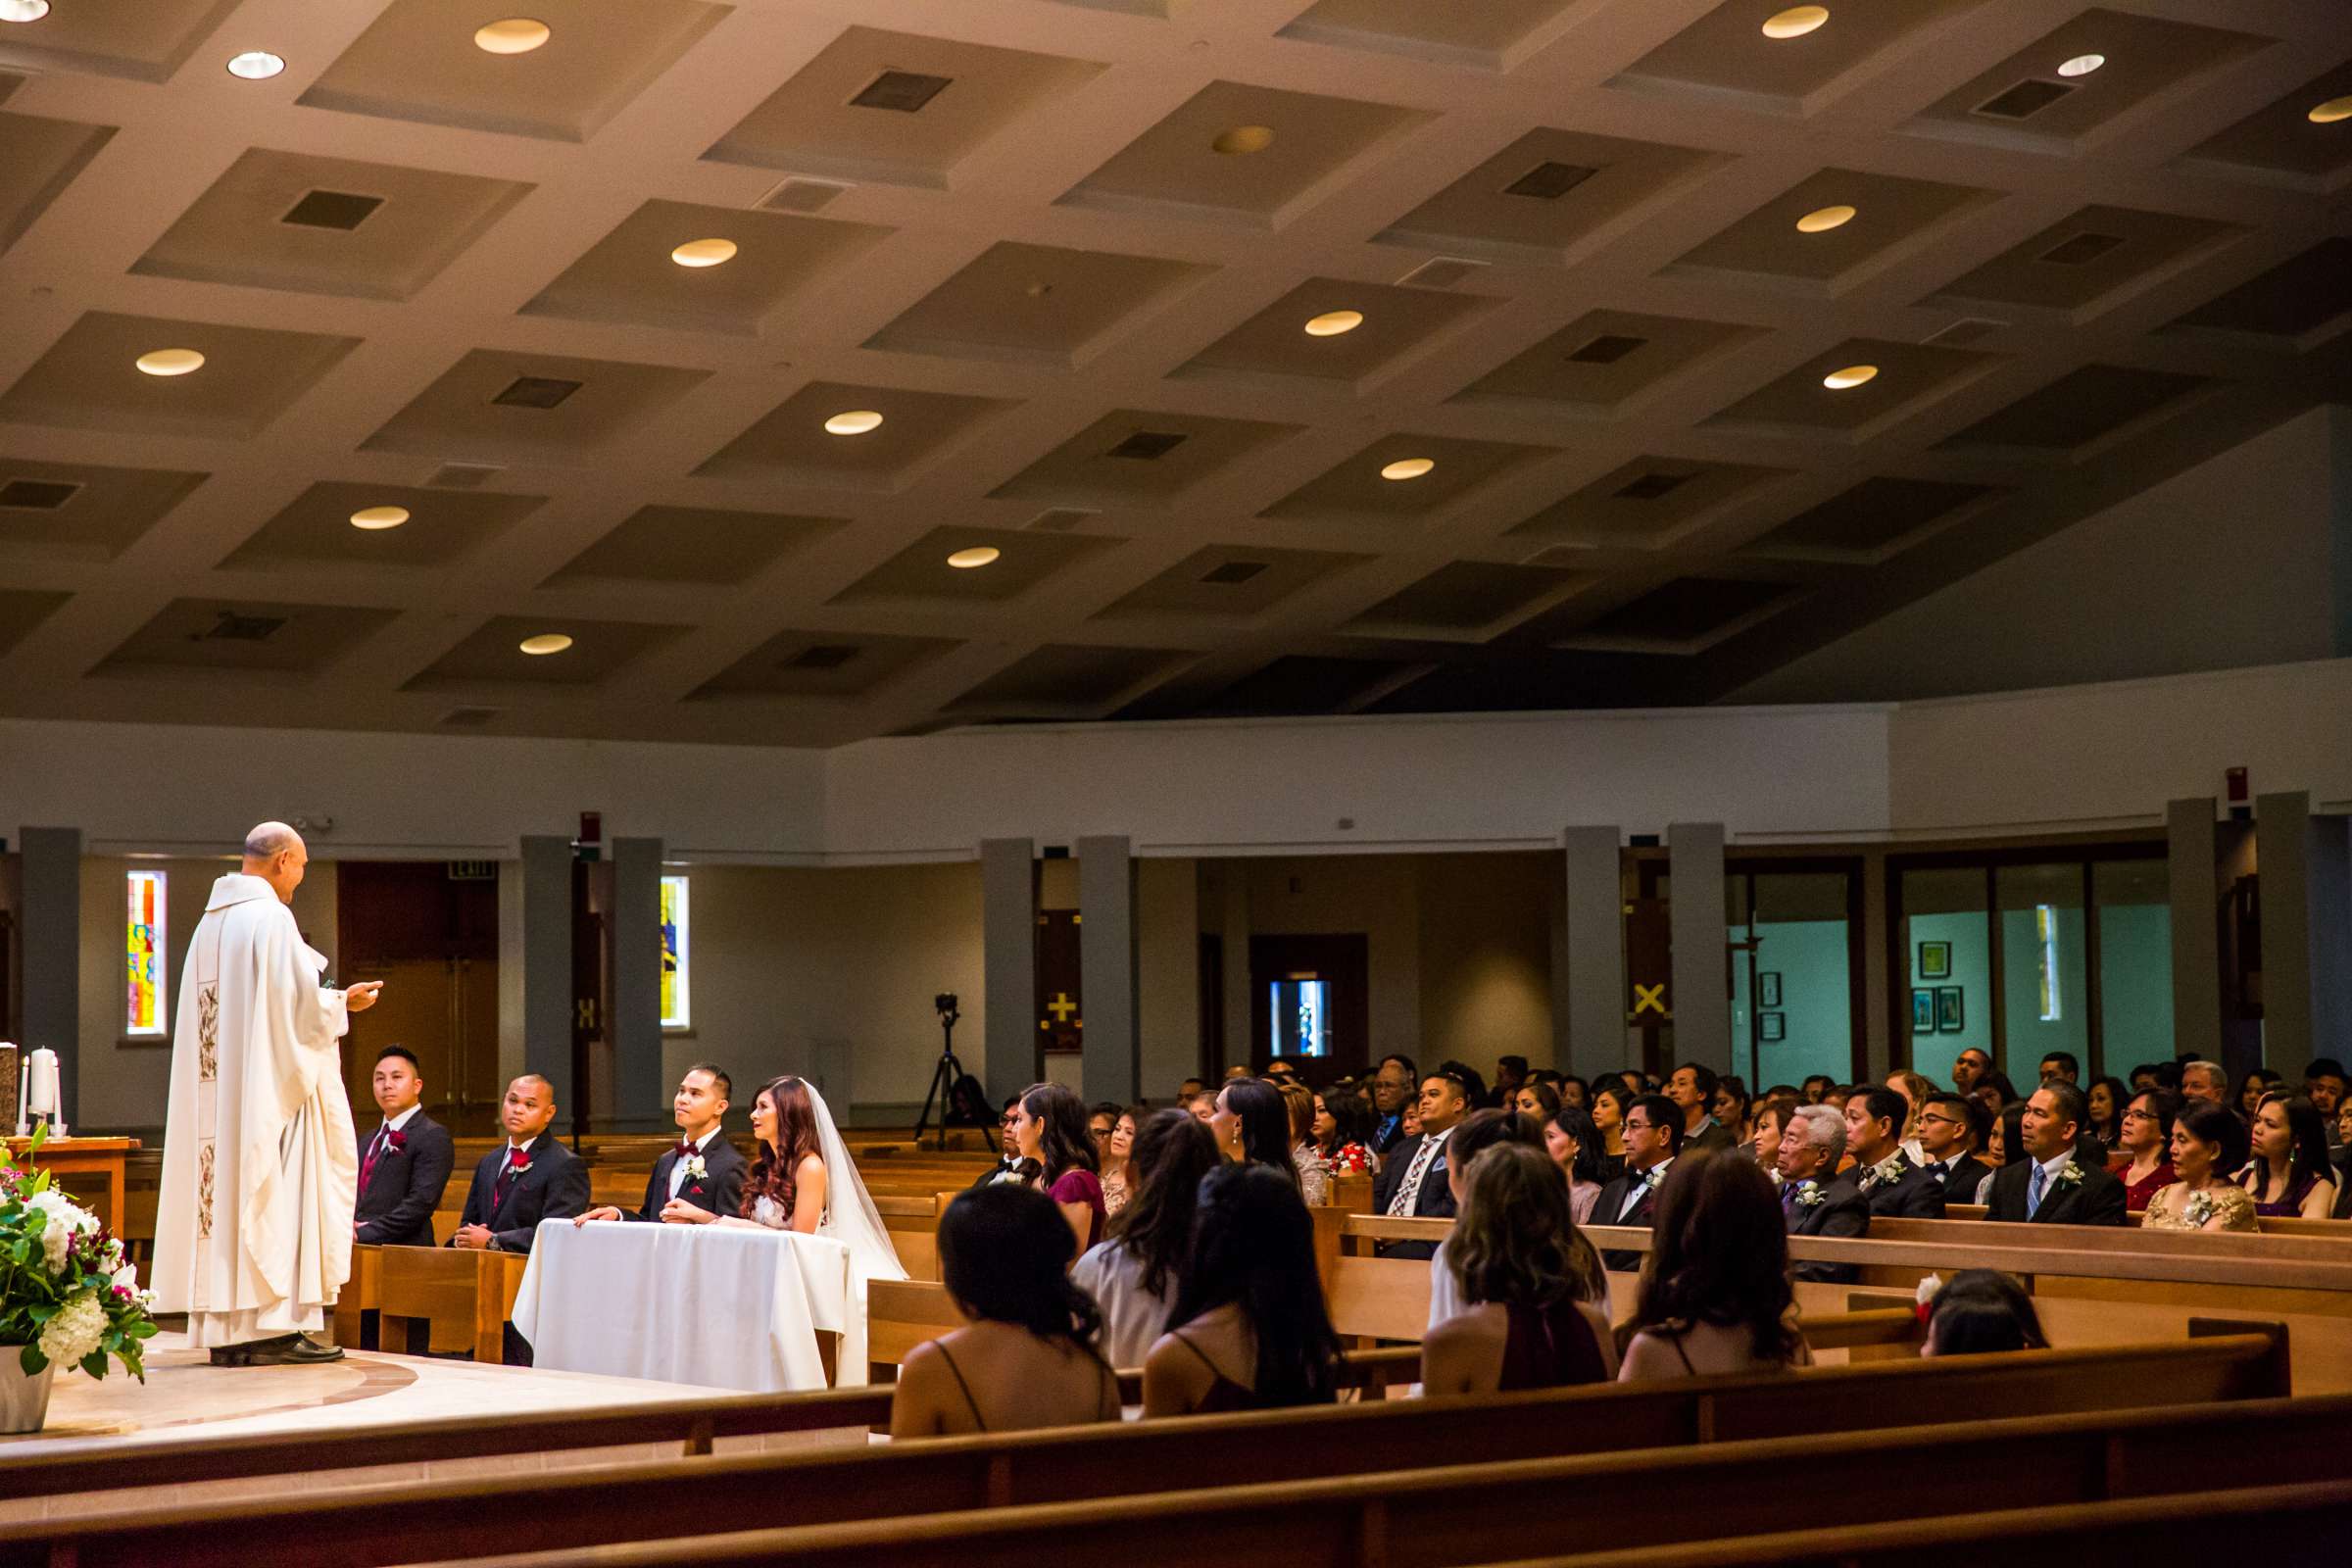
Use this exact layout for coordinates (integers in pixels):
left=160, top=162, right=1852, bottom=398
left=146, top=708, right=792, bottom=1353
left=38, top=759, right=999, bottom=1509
left=26, top=1303, right=56, bottom=1325
left=126, top=1320, right=159, bottom=1340
left=26, top=1122, right=46, bottom=1156
left=18, top=1345, right=44, bottom=1376
left=79, top=1349, right=107, bottom=1379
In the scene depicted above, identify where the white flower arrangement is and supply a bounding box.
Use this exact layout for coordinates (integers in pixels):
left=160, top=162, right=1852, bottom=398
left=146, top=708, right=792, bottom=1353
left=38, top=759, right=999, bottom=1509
left=1860, top=1153, right=1907, bottom=1192
left=1, top=1128, right=159, bottom=1380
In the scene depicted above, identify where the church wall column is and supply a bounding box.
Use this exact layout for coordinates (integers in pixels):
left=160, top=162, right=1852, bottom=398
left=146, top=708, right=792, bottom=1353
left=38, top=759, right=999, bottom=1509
left=1077, top=835, right=1140, bottom=1105
left=19, top=826, right=80, bottom=1124
left=608, top=837, right=664, bottom=1132
left=1560, top=826, right=1624, bottom=1081
left=1221, top=866, right=1250, bottom=1076
left=981, top=838, right=1035, bottom=1106
left=1668, top=822, right=1732, bottom=1075
left=1860, top=847, right=1892, bottom=1082
left=2255, top=792, right=2352, bottom=1077
left=2166, top=799, right=2224, bottom=1061
left=518, top=835, right=573, bottom=1110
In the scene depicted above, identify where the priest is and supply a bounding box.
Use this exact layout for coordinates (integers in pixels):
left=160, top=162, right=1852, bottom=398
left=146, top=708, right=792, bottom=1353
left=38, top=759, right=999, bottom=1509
left=153, top=823, right=382, bottom=1366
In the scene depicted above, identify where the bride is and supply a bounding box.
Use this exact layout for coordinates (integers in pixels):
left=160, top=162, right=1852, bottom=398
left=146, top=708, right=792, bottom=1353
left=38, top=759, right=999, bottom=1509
left=661, top=1075, right=906, bottom=1286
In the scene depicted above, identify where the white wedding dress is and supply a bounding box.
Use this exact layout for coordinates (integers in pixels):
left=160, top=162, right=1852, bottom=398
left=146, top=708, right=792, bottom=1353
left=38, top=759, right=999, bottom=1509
left=748, top=1083, right=908, bottom=1292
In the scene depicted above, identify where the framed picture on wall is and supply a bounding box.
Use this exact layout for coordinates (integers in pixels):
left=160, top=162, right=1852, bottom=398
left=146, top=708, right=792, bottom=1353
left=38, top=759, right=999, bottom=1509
left=1759, top=1011, right=1786, bottom=1043
left=1912, top=990, right=1936, bottom=1033
left=1918, top=941, right=1952, bottom=981
left=1935, top=986, right=1965, bottom=1033
left=1757, top=971, right=1783, bottom=1008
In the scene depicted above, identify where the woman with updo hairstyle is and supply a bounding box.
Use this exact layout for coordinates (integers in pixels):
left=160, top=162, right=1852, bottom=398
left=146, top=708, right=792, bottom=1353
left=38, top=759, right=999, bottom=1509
left=1143, top=1163, right=1340, bottom=1415
left=1921, top=1269, right=2046, bottom=1357
left=1011, top=1082, right=1105, bottom=1253
left=1618, top=1152, right=1811, bottom=1382
left=1423, top=1143, right=1617, bottom=1396
left=890, top=1184, right=1119, bottom=1436
left=1206, top=1076, right=1298, bottom=1185
left=1587, top=1076, right=1633, bottom=1185
left=1542, top=1103, right=1606, bottom=1225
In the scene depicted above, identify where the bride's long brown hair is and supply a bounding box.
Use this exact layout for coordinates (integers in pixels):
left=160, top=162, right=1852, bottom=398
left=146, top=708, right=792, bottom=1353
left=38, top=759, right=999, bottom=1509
left=742, top=1076, right=822, bottom=1222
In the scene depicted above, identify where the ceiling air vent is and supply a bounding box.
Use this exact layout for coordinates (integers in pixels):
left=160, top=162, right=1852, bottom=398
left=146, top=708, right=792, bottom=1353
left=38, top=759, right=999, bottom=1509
left=436, top=707, right=500, bottom=728
left=1614, top=471, right=1693, bottom=502
left=1106, top=429, right=1187, bottom=461
left=426, top=462, right=503, bottom=489
left=1973, top=78, right=2077, bottom=121
left=1025, top=507, right=1096, bottom=533
left=783, top=644, right=858, bottom=671
left=0, top=477, right=81, bottom=510
left=2037, top=231, right=2125, bottom=267
left=1200, top=561, right=1268, bottom=586
left=1396, top=256, right=1488, bottom=290
left=197, top=611, right=287, bottom=643
left=1503, top=161, right=1598, bottom=200
left=491, top=376, right=583, bottom=410
left=280, top=190, right=384, bottom=231
left=850, top=70, right=952, bottom=113
left=1567, top=334, right=1646, bottom=366
left=756, top=175, right=853, bottom=214
left=1924, top=317, right=2006, bottom=348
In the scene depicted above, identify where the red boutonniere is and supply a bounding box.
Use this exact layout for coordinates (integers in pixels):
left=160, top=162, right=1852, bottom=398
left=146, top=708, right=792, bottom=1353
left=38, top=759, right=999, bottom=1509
left=385, top=1130, right=408, bottom=1154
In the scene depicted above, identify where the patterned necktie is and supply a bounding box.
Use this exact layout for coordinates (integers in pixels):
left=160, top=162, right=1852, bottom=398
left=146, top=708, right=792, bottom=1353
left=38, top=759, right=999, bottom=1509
left=359, top=1126, right=388, bottom=1196
left=2027, top=1162, right=2047, bottom=1219
left=1387, top=1138, right=1440, bottom=1216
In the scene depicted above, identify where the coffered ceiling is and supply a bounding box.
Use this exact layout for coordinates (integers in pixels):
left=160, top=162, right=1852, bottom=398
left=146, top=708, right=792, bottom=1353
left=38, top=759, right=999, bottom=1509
left=1, top=0, right=2348, bottom=746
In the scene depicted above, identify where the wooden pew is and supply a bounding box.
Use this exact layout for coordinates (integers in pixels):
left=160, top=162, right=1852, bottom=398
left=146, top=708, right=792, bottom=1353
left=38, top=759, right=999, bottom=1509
left=0, top=1328, right=2288, bottom=1568
left=376, top=1246, right=531, bottom=1362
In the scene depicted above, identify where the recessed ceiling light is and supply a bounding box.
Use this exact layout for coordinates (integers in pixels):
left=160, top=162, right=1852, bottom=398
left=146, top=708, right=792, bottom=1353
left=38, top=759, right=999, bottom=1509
left=350, top=506, right=410, bottom=530
left=1796, top=204, right=1855, bottom=233
left=1761, top=6, right=1829, bottom=40
left=518, top=633, right=573, bottom=656
left=225, top=51, right=285, bottom=79
left=824, top=410, right=883, bottom=435
left=1823, top=364, right=1879, bottom=390
left=2310, top=95, right=2352, bottom=125
left=670, top=238, right=737, bottom=269
left=134, top=349, right=205, bottom=377
left=474, top=18, right=551, bottom=55
left=947, top=547, right=1001, bottom=569
left=0, top=1, right=52, bottom=23
left=1212, top=125, right=1275, bottom=155
left=1303, top=310, right=1363, bottom=337
left=2056, top=53, right=2105, bottom=78
left=1380, top=458, right=1435, bottom=481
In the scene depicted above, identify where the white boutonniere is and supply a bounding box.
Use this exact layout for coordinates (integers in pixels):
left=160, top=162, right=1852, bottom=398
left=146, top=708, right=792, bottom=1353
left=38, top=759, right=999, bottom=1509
left=1642, top=1164, right=1666, bottom=1190
left=681, top=1154, right=708, bottom=1181
left=1794, top=1181, right=1827, bottom=1207
left=2182, top=1191, right=2218, bottom=1228
left=1860, top=1152, right=1907, bottom=1192
left=2054, top=1159, right=2085, bottom=1190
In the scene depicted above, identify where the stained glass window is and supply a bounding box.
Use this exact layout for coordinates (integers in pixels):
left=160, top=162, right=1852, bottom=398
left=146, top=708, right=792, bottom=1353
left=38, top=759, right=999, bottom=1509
left=127, top=870, right=167, bottom=1036
left=660, top=874, right=690, bottom=1031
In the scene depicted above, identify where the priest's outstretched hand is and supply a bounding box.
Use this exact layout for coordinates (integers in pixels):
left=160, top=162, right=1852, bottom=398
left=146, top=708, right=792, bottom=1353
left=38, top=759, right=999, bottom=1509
left=347, top=981, right=384, bottom=1013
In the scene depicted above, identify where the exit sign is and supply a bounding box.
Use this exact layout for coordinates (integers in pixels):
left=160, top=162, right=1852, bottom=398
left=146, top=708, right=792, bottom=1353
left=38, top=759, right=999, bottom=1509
left=447, top=860, right=497, bottom=881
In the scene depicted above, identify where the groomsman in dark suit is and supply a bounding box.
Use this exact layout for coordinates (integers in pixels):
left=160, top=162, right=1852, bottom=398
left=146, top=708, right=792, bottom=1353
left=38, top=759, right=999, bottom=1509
left=1777, top=1103, right=1870, bottom=1283
left=575, top=1064, right=746, bottom=1225
left=1371, top=1070, right=1467, bottom=1259
left=1916, top=1093, right=1990, bottom=1205
left=353, top=1046, right=455, bottom=1248
left=450, top=1075, right=590, bottom=1254
left=1591, top=1094, right=1684, bottom=1272
left=1843, top=1087, right=1946, bottom=1219
left=1980, top=1083, right=2128, bottom=1226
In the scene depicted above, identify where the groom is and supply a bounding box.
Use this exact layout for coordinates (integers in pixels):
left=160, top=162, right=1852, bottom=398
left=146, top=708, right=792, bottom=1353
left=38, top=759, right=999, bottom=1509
left=576, top=1063, right=746, bottom=1225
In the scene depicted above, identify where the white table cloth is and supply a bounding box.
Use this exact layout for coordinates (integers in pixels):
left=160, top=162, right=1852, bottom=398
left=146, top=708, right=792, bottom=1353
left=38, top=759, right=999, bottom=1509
left=510, top=1220, right=865, bottom=1393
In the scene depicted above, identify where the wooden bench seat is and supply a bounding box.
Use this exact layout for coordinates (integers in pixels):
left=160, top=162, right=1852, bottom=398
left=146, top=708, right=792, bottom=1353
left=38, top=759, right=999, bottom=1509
left=0, top=1327, right=2284, bottom=1568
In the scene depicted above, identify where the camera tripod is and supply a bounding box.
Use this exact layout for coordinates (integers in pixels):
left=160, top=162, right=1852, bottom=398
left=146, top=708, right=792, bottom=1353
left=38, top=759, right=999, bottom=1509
left=912, top=994, right=968, bottom=1151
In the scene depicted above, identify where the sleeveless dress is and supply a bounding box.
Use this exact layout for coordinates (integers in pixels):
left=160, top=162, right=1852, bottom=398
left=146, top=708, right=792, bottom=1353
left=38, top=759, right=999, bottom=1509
left=1497, top=1298, right=1608, bottom=1391
left=1172, top=1332, right=1259, bottom=1413
left=2247, top=1167, right=2326, bottom=1218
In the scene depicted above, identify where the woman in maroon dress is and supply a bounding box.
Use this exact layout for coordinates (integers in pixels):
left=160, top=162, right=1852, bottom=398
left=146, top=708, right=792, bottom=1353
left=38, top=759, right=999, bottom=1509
left=2107, top=1089, right=2178, bottom=1212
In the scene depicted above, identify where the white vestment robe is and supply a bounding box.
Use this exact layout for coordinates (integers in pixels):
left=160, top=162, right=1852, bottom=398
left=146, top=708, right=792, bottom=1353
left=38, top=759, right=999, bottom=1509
left=152, top=873, right=358, bottom=1347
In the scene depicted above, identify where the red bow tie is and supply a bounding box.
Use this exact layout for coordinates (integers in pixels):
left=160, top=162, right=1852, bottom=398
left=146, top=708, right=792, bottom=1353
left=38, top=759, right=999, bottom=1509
left=674, top=1141, right=696, bottom=1160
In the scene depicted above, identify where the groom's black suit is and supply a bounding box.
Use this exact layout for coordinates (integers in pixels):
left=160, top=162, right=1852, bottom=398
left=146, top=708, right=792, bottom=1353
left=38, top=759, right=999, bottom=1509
left=623, top=1132, right=747, bottom=1222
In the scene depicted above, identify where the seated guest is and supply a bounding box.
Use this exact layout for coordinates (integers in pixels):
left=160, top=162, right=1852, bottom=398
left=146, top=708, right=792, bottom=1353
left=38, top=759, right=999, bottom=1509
left=1279, top=1080, right=1331, bottom=1203
left=2239, top=1092, right=2339, bottom=1219
left=450, top=1075, right=588, bottom=1254
left=2303, top=1059, right=2346, bottom=1158
left=1618, top=1152, right=1812, bottom=1381
left=1513, top=1078, right=1564, bottom=1124
left=2236, top=1068, right=2284, bottom=1123
left=1666, top=1063, right=1736, bottom=1153
left=1143, top=1164, right=1340, bottom=1415
left=1089, top=1103, right=1137, bottom=1217
left=1074, top=1110, right=1220, bottom=1368
left=1980, top=1083, right=2127, bottom=1225
left=1543, top=1103, right=1607, bottom=1225
left=1369, top=1054, right=1418, bottom=1154
left=353, top=1046, right=454, bottom=1248
left=1371, top=1071, right=1470, bottom=1258
left=2179, top=1058, right=2230, bottom=1111
left=1591, top=1094, right=1683, bottom=1272
left=1950, top=1049, right=1990, bottom=1097
left=1915, top=1092, right=1989, bottom=1202
left=1714, top=1075, right=1753, bottom=1147
left=2108, top=1090, right=2178, bottom=1211
left=1920, top=1269, right=2047, bottom=1356
left=1588, top=1077, right=1633, bottom=1184
left=1843, top=1087, right=1946, bottom=1218
left=967, top=1097, right=1032, bottom=1190
left=2143, top=1102, right=2256, bottom=1231
left=1747, top=1096, right=1793, bottom=1176
left=1183, top=1088, right=1218, bottom=1125
left=575, top=1063, right=745, bottom=1224
left=1560, top=1074, right=1591, bottom=1109
left=1777, top=1103, right=1869, bottom=1284
left=2085, top=1076, right=2129, bottom=1151
left=1884, top=1069, right=1934, bottom=1161
left=1971, top=1071, right=2020, bottom=1117
left=1208, top=1076, right=1297, bottom=1180
left=1311, top=1083, right=1377, bottom=1178
left=2039, top=1052, right=2080, bottom=1086
left=1799, top=1074, right=1834, bottom=1105
left=1428, top=1110, right=1587, bottom=1328
left=891, top=1185, right=1119, bottom=1436
left=1015, top=1082, right=1107, bottom=1253
left=1422, top=1144, right=1617, bottom=1396
left=1976, top=1102, right=2029, bottom=1203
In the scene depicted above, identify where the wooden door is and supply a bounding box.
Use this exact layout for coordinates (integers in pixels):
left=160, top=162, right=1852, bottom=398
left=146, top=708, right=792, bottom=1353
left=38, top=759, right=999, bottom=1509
left=1246, top=934, right=1369, bottom=1087
left=337, top=861, right=502, bottom=1134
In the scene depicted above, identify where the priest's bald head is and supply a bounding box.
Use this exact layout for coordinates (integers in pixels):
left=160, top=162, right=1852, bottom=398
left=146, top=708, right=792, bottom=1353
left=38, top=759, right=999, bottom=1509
left=242, top=821, right=310, bottom=903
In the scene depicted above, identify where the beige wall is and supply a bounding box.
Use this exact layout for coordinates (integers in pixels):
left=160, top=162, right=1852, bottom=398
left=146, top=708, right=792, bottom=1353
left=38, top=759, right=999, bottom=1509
left=1415, top=853, right=1559, bottom=1074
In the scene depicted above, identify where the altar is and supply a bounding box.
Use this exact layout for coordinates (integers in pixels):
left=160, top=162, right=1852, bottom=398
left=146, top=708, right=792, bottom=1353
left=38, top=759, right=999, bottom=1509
left=509, top=1221, right=865, bottom=1394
